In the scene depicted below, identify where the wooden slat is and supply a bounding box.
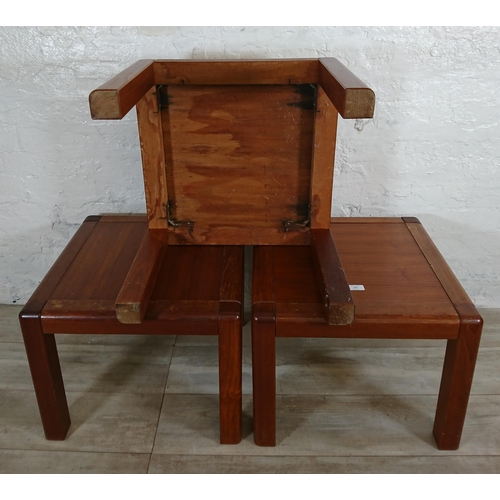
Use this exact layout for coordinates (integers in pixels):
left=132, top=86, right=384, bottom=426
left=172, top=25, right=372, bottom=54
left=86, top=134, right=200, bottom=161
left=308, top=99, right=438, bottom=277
left=42, top=299, right=219, bottom=335
left=219, top=246, right=245, bottom=303
left=151, top=245, right=224, bottom=301
left=115, top=230, right=168, bottom=324
left=89, top=60, right=155, bottom=119
left=404, top=221, right=478, bottom=313
left=319, top=58, right=375, bottom=119
left=275, top=303, right=459, bottom=339
left=310, top=229, right=354, bottom=325
left=50, top=221, right=147, bottom=301
left=252, top=246, right=275, bottom=303
left=136, top=87, right=169, bottom=228
left=20, top=218, right=100, bottom=313
left=310, top=87, right=338, bottom=229
left=167, top=225, right=309, bottom=245
left=153, top=59, right=319, bottom=85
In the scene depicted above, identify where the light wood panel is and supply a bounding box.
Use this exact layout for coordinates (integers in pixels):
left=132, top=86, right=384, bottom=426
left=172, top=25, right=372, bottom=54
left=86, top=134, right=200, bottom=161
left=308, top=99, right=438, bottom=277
left=162, top=84, right=315, bottom=240
left=136, top=87, right=169, bottom=229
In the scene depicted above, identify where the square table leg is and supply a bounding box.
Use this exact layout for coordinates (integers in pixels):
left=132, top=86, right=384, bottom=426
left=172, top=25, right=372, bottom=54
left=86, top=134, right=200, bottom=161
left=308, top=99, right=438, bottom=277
left=433, top=310, right=483, bottom=450
left=251, top=302, right=276, bottom=446
left=20, top=303, right=71, bottom=440
left=218, top=303, right=243, bottom=444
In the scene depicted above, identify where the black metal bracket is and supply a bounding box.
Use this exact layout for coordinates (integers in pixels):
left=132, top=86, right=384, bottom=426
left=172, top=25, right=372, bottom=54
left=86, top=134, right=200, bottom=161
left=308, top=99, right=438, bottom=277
left=282, top=213, right=310, bottom=232
left=166, top=201, right=195, bottom=232
left=154, top=84, right=168, bottom=112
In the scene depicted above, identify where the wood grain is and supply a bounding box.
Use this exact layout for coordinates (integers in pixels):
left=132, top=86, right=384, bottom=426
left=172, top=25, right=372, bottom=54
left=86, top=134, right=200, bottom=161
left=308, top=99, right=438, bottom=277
left=270, top=221, right=460, bottom=336
left=219, top=246, right=245, bottom=303
left=250, top=218, right=477, bottom=449
left=218, top=302, right=243, bottom=444
left=404, top=219, right=483, bottom=450
left=310, top=229, right=354, bottom=325
left=136, top=87, right=169, bottom=229
left=89, top=60, right=155, bottom=119
left=252, top=246, right=275, bottom=303
left=50, top=221, right=147, bottom=301
left=18, top=218, right=99, bottom=440
left=151, top=245, right=224, bottom=301
left=166, top=226, right=310, bottom=245
left=115, top=230, right=168, bottom=324
left=405, top=221, right=477, bottom=309
left=153, top=59, right=319, bottom=85
left=318, top=58, right=375, bottom=119
left=252, top=302, right=277, bottom=446
left=42, top=299, right=220, bottom=335
left=162, top=84, right=314, bottom=237
left=24, top=216, right=245, bottom=445
left=310, top=87, right=338, bottom=229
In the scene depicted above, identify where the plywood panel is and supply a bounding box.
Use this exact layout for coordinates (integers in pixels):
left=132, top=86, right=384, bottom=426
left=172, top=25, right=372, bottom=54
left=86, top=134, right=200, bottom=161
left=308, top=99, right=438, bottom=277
left=162, top=84, right=315, bottom=234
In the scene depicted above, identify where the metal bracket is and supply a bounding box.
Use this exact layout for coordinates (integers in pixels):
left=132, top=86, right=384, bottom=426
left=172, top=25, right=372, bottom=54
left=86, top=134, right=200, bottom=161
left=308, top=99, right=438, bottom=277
left=166, top=201, right=195, bottom=232
left=154, top=84, right=168, bottom=111
left=282, top=216, right=310, bottom=232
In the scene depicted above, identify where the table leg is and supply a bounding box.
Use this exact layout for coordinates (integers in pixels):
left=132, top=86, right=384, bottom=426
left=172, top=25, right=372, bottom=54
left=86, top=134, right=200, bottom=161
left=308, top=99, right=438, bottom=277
left=218, top=302, right=242, bottom=444
left=252, top=302, right=276, bottom=446
left=433, top=311, right=483, bottom=450
left=19, top=303, right=71, bottom=440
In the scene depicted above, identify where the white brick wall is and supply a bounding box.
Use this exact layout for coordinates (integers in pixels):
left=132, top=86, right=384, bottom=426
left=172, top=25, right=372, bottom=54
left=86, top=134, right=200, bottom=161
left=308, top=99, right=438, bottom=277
left=1, top=26, right=499, bottom=307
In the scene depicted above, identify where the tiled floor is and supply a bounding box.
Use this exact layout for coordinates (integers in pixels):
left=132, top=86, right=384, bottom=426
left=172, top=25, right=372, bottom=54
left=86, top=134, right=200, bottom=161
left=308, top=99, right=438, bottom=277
left=1, top=305, right=499, bottom=473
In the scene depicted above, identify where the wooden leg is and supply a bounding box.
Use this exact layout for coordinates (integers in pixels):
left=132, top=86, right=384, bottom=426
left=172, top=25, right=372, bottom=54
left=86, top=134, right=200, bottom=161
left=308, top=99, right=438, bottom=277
left=252, top=302, right=276, bottom=446
left=19, top=302, right=71, bottom=440
left=218, top=302, right=242, bottom=444
left=433, top=309, right=483, bottom=450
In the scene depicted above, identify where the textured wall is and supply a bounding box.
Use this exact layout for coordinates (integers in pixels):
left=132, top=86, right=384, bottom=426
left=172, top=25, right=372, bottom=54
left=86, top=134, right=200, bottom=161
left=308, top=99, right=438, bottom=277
left=0, top=26, right=499, bottom=307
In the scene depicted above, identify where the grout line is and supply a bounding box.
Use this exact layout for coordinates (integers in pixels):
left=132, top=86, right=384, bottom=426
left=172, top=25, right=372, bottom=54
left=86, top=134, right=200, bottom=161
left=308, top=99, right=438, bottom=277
left=0, top=447, right=151, bottom=456
left=146, top=336, right=176, bottom=473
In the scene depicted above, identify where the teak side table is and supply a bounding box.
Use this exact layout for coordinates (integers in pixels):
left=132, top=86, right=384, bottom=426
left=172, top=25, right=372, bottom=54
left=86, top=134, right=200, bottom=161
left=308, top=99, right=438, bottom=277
left=20, top=217, right=244, bottom=443
left=252, top=218, right=483, bottom=450
left=19, top=58, right=481, bottom=450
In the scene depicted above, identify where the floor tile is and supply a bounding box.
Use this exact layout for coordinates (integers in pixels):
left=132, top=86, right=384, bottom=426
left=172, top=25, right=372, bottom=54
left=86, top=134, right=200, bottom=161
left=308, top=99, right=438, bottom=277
left=153, top=394, right=254, bottom=454
left=148, top=453, right=500, bottom=474
left=165, top=345, right=252, bottom=395
left=0, top=390, right=163, bottom=453
left=274, top=346, right=500, bottom=396
left=152, top=394, right=500, bottom=457
left=0, top=305, right=499, bottom=472
left=174, top=322, right=251, bottom=347
left=0, top=341, right=173, bottom=394
left=0, top=343, right=32, bottom=390
left=0, top=449, right=149, bottom=473
left=276, top=346, right=443, bottom=396
left=479, top=309, right=500, bottom=347
left=58, top=342, right=173, bottom=394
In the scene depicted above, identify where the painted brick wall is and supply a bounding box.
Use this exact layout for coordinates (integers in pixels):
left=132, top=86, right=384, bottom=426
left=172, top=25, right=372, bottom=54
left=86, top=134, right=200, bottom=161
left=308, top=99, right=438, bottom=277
left=1, top=26, right=499, bottom=307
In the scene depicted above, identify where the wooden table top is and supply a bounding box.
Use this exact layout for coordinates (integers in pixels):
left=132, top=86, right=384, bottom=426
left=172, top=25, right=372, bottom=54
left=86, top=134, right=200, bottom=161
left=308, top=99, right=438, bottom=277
left=40, top=216, right=242, bottom=335
left=269, top=217, right=463, bottom=339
